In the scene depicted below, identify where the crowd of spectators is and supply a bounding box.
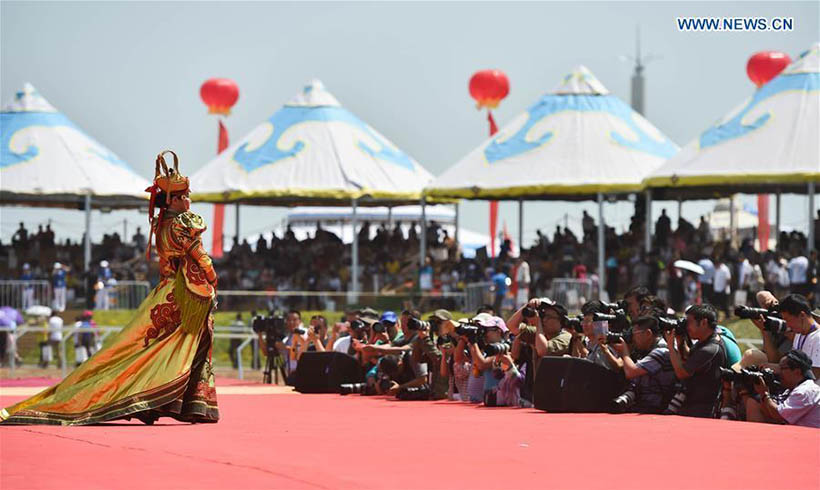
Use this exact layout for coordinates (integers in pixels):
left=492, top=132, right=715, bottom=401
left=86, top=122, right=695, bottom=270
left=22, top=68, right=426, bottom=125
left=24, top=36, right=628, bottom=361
left=2, top=207, right=818, bottom=315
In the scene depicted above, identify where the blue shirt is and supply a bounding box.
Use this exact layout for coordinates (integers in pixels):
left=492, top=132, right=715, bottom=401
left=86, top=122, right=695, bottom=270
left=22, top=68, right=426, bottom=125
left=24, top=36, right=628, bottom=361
left=717, top=326, right=741, bottom=366
left=53, top=270, right=66, bottom=288
left=492, top=272, right=508, bottom=296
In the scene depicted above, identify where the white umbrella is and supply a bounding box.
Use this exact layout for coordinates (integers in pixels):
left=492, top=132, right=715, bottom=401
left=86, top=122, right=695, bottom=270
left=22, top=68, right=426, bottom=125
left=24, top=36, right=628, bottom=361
left=25, top=305, right=52, bottom=317
left=673, top=260, right=705, bottom=275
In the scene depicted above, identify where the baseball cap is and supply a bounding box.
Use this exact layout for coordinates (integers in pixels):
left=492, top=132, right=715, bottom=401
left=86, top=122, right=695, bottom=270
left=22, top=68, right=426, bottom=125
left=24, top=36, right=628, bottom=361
left=430, top=309, right=453, bottom=322
left=472, top=313, right=508, bottom=332
left=380, top=311, right=398, bottom=325
left=358, top=307, right=380, bottom=321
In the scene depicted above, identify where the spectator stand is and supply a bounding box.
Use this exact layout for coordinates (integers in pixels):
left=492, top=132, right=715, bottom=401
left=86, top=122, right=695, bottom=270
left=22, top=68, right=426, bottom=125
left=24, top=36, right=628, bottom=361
left=426, top=65, right=679, bottom=301
left=0, top=83, right=149, bottom=278
left=644, top=43, right=819, bottom=256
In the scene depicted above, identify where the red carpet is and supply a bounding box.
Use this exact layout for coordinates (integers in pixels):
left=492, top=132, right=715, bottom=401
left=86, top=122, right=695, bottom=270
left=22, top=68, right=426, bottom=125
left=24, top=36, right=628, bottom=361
left=1, top=391, right=818, bottom=490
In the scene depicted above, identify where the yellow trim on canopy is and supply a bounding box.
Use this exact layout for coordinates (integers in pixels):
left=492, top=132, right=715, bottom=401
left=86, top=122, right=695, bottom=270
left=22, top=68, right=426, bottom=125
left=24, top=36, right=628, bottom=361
left=643, top=171, right=820, bottom=189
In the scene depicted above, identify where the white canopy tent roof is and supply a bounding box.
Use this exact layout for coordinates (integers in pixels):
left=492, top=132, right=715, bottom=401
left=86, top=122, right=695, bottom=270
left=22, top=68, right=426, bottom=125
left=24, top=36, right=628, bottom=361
left=285, top=204, right=455, bottom=225
left=426, top=66, right=679, bottom=201
left=644, top=42, right=820, bottom=200
left=191, top=79, right=437, bottom=206
left=0, top=83, right=149, bottom=209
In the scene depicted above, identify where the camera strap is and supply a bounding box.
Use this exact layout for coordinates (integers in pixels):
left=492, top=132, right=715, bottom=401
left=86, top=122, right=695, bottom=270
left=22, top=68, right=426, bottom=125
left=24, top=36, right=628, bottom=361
left=795, top=325, right=817, bottom=351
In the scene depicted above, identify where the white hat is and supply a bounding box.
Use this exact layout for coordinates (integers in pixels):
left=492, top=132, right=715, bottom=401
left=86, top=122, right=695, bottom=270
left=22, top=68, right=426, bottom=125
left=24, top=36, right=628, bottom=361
left=100, top=260, right=109, bottom=268
left=53, top=262, right=62, bottom=269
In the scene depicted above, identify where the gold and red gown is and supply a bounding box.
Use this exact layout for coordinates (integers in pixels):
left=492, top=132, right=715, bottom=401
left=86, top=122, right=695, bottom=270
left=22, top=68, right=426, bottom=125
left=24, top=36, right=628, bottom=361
left=1, top=210, right=219, bottom=425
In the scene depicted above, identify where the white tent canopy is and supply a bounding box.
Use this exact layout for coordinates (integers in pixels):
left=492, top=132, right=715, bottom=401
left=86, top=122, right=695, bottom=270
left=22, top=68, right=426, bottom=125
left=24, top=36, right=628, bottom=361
left=0, top=83, right=149, bottom=208
left=644, top=42, right=820, bottom=199
left=426, top=66, right=679, bottom=201
left=286, top=204, right=455, bottom=225
left=191, top=79, right=435, bottom=206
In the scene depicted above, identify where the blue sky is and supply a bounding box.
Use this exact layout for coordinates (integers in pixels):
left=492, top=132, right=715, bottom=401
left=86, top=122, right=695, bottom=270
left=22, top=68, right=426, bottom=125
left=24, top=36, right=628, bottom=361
left=2, top=1, right=818, bottom=248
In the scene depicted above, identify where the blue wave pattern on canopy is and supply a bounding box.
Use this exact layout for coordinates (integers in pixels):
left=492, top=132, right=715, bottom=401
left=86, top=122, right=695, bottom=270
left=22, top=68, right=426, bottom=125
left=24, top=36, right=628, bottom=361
left=699, top=72, right=820, bottom=149
left=484, top=95, right=677, bottom=163
left=233, top=106, right=414, bottom=173
left=0, top=112, right=133, bottom=172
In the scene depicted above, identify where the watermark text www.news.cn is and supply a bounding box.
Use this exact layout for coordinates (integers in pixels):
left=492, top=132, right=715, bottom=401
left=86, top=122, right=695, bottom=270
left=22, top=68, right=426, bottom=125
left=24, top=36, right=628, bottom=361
left=677, top=17, right=794, bottom=32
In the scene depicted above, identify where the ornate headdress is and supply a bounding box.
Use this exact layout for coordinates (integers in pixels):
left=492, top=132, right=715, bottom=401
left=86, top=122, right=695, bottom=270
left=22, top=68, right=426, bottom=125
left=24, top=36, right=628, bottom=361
left=144, top=150, right=190, bottom=260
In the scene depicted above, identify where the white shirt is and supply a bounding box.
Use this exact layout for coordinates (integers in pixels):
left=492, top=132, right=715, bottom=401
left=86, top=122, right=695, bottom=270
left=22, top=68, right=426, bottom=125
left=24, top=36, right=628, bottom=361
left=738, top=259, right=754, bottom=288
left=516, top=261, right=531, bottom=285
left=333, top=335, right=353, bottom=354
left=777, top=379, right=820, bottom=427
left=698, top=259, right=715, bottom=284
left=47, top=316, right=63, bottom=342
left=713, top=264, right=732, bottom=294
left=793, top=327, right=820, bottom=386
left=787, top=256, right=809, bottom=285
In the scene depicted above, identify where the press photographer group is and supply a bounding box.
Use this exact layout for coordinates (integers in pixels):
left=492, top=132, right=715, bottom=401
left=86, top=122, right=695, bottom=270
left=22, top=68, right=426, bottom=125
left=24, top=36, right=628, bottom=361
left=263, top=288, right=819, bottom=427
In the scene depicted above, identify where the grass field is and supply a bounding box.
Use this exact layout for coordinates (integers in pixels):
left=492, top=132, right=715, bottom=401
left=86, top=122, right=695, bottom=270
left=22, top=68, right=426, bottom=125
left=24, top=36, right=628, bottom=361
left=13, top=309, right=762, bottom=369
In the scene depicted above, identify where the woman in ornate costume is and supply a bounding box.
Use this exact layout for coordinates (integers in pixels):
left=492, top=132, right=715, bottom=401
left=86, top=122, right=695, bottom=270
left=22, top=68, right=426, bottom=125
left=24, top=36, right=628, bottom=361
left=1, top=151, right=219, bottom=425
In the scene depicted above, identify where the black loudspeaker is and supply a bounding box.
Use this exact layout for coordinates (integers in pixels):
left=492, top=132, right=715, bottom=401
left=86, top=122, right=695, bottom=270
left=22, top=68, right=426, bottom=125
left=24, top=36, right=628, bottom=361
left=533, top=357, right=625, bottom=412
left=294, top=351, right=363, bottom=393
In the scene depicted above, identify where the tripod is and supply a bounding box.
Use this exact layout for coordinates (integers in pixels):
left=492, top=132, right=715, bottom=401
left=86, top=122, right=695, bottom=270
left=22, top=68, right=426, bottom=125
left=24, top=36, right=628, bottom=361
left=262, top=341, right=287, bottom=384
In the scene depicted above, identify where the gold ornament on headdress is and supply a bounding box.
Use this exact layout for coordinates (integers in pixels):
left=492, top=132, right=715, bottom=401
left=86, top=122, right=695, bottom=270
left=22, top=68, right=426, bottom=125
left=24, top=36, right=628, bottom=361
left=144, top=150, right=191, bottom=260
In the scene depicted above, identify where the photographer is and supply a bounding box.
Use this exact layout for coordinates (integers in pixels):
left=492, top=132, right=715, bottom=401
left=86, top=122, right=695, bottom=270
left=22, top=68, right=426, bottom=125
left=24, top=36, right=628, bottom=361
left=666, top=304, right=727, bottom=417
left=610, top=314, right=677, bottom=413
left=743, top=350, right=820, bottom=427
left=570, top=300, right=622, bottom=371
left=463, top=314, right=510, bottom=405
left=736, top=291, right=793, bottom=370
left=624, top=286, right=651, bottom=320
left=778, top=294, right=820, bottom=381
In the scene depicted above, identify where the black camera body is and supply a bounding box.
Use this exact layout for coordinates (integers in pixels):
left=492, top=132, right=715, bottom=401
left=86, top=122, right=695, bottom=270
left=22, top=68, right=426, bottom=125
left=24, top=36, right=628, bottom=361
left=252, top=313, right=287, bottom=347
left=719, top=366, right=783, bottom=394
left=455, top=323, right=480, bottom=344
left=602, top=300, right=628, bottom=312
left=658, top=316, right=687, bottom=336
left=734, top=306, right=787, bottom=336
left=592, top=310, right=630, bottom=333
left=483, top=341, right=510, bottom=356
left=437, top=334, right=457, bottom=350
left=605, top=329, right=633, bottom=345
left=565, top=315, right=583, bottom=333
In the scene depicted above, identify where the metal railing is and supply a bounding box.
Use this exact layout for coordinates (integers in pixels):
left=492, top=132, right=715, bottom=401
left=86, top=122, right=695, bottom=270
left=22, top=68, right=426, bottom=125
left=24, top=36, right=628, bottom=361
left=463, top=282, right=492, bottom=313
left=0, top=280, right=52, bottom=310
left=549, top=278, right=596, bottom=312
left=215, top=289, right=468, bottom=313
left=111, top=281, right=151, bottom=309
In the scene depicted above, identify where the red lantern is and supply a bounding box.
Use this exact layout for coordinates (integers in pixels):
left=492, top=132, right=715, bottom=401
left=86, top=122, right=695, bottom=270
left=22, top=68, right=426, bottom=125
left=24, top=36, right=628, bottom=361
left=200, top=78, right=240, bottom=115
left=469, top=70, right=509, bottom=109
left=746, top=51, right=791, bottom=88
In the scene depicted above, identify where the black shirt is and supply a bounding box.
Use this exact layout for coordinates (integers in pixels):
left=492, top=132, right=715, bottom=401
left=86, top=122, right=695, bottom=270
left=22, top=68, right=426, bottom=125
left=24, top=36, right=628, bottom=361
left=682, top=333, right=727, bottom=416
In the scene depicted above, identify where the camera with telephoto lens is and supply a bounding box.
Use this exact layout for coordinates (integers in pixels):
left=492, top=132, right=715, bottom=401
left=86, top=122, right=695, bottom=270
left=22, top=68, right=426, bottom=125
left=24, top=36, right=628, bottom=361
left=602, top=300, right=628, bottom=312
left=522, top=298, right=557, bottom=319
left=371, top=321, right=386, bottom=333
left=294, top=326, right=307, bottom=335
left=734, top=306, right=787, bottom=336
left=719, top=365, right=783, bottom=395
left=396, top=384, right=431, bottom=401
left=407, top=316, right=430, bottom=331
left=605, top=328, right=633, bottom=345
left=339, top=382, right=372, bottom=395
left=658, top=316, right=687, bottom=336
left=483, top=341, right=510, bottom=356
left=455, top=323, right=480, bottom=344
left=565, top=315, right=583, bottom=333
left=592, top=310, right=630, bottom=333
left=252, top=312, right=287, bottom=342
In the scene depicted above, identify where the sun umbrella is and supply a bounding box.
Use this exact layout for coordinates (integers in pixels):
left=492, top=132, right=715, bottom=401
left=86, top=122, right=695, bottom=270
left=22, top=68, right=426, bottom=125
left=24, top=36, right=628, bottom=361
left=673, top=260, right=705, bottom=275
